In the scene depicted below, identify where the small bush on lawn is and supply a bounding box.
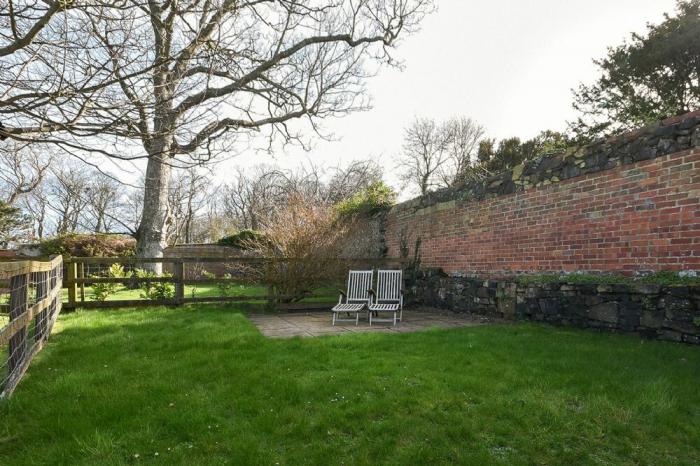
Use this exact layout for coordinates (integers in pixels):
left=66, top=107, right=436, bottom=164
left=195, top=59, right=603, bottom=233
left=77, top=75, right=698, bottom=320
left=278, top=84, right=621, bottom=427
left=40, top=234, right=135, bottom=258
left=90, top=264, right=127, bottom=301
left=217, top=230, right=267, bottom=249
left=335, top=181, right=396, bottom=218
left=135, top=269, right=175, bottom=300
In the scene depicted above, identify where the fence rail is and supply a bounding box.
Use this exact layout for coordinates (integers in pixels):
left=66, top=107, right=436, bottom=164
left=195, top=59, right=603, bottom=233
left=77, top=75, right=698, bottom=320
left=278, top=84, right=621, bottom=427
left=65, top=256, right=410, bottom=310
left=0, top=255, right=63, bottom=398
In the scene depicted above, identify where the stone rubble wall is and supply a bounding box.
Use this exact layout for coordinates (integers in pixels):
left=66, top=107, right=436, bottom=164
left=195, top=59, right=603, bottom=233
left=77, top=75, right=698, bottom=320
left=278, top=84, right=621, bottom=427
left=408, top=269, right=700, bottom=344
left=340, top=214, right=387, bottom=259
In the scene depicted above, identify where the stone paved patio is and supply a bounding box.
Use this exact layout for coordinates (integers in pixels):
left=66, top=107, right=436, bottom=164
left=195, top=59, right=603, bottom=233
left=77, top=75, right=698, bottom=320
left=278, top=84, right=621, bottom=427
left=248, top=308, right=494, bottom=338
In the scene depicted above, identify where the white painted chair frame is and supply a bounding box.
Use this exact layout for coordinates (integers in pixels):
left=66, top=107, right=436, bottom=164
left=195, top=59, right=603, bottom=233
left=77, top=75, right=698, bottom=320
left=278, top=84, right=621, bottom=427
left=332, top=270, right=373, bottom=326
left=368, top=269, right=404, bottom=326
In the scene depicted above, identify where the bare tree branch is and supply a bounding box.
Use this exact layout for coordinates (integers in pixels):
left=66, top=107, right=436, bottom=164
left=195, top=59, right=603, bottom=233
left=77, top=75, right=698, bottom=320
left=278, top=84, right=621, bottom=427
left=1, top=0, right=435, bottom=265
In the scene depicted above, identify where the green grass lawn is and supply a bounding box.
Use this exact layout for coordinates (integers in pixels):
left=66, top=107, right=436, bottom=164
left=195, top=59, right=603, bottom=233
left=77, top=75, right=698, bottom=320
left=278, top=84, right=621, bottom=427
left=1, top=306, right=699, bottom=465
left=63, top=284, right=337, bottom=303
left=63, top=283, right=269, bottom=302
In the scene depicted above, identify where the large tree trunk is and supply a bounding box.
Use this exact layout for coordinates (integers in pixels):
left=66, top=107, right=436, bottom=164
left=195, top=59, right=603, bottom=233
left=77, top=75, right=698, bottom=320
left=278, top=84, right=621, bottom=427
left=136, top=150, right=172, bottom=273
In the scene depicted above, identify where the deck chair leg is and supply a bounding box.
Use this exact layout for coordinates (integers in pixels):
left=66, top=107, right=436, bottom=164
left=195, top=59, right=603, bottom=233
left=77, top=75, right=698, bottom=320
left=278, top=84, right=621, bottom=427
left=355, top=312, right=359, bottom=326
left=393, top=312, right=397, bottom=326
left=332, top=312, right=336, bottom=326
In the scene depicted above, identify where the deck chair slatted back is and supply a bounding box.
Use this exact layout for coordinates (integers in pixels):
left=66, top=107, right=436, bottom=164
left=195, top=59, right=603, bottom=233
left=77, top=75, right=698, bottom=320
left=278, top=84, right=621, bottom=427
left=347, top=270, right=373, bottom=302
left=377, top=270, right=403, bottom=302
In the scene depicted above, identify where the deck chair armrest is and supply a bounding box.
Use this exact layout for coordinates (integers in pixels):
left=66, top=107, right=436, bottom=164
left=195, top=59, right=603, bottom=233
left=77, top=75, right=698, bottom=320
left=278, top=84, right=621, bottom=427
left=338, top=289, right=347, bottom=303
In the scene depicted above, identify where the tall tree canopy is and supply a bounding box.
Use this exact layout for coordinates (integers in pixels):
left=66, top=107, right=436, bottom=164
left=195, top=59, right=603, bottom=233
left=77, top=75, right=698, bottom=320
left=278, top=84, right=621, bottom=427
left=571, top=0, right=700, bottom=141
left=0, top=0, right=434, bottom=267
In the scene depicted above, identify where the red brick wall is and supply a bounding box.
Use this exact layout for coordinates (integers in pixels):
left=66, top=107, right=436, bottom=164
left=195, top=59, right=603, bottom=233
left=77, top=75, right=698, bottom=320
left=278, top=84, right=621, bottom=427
left=385, top=149, right=700, bottom=275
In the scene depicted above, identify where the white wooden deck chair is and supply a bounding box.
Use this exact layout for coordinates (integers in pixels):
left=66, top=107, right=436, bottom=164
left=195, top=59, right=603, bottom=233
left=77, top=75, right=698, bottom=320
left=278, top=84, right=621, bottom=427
left=368, top=269, right=404, bottom=326
left=332, top=270, right=373, bottom=326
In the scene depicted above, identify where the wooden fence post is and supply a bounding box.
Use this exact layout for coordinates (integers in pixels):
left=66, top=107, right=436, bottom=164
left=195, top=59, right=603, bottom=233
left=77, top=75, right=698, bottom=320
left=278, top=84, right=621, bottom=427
left=34, top=271, right=48, bottom=341
left=67, top=261, right=77, bottom=309
left=46, top=266, right=58, bottom=340
left=173, top=261, right=184, bottom=304
left=8, top=273, right=28, bottom=377
left=79, top=262, right=85, bottom=303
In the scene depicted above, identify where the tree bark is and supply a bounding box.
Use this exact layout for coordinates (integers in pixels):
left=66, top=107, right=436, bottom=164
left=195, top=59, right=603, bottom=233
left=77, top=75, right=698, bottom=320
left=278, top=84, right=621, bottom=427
left=136, top=148, right=172, bottom=273
left=95, top=214, right=103, bottom=233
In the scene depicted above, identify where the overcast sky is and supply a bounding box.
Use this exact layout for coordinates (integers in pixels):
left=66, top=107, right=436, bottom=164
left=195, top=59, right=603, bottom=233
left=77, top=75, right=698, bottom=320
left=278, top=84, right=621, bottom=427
left=203, top=0, right=678, bottom=197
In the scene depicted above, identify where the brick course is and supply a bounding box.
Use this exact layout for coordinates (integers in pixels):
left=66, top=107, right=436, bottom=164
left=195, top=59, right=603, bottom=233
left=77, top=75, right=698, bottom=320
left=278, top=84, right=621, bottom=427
left=386, top=149, right=700, bottom=275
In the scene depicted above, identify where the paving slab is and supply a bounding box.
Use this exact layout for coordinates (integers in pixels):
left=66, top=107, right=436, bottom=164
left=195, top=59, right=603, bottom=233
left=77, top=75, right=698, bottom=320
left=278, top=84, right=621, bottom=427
left=248, top=308, right=494, bottom=338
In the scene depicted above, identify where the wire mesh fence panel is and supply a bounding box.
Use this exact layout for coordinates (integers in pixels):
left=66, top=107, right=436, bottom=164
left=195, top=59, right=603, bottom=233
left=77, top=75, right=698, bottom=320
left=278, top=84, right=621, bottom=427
left=0, top=256, right=63, bottom=398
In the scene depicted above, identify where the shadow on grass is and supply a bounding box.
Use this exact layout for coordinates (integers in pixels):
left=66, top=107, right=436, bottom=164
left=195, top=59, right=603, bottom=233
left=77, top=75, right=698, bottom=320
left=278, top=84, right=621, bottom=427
left=1, top=305, right=699, bottom=466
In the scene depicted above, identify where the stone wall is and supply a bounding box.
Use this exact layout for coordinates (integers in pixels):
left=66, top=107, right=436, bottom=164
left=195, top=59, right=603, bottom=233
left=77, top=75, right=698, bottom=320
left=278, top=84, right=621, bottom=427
left=340, top=213, right=387, bottom=258
left=385, top=111, right=700, bottom=275
left=409, top=269, right=700, bottom=344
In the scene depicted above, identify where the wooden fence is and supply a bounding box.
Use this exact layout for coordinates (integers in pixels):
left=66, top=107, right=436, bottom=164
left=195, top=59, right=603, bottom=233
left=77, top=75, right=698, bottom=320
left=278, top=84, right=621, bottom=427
left=0, top=255, right=63, bottom=398
left=65, top=256, right=409, bottom=310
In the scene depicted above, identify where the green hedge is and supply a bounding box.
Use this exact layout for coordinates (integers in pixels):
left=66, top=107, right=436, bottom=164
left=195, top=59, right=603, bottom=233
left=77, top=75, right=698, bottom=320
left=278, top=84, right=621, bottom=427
left=217, top=230, right=266, bottom=249
left=335, top=181, right=396, bottom=218
left=40, top=233, right=136, bottom=258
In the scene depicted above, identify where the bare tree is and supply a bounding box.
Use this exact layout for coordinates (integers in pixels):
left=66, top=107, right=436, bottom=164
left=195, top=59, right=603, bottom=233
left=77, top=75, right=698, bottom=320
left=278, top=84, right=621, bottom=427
left=221, top=160, right=382, bottom=232
left=45, top=165, right=91, bottom=235
left=222, top=166, right=291, bottom=231
left=1, top=0, right=434, bottom=270
left=21, top=184, right=49, bottom=239
left=0, top=1, right=129, bottom=140
left=84, top=174, right=124, bottom=233
left=396, top=117, right=451, bottom=195
left=1, top=1, right=134, bottom=239
left=439, top=116, right=485, bottom=186
left=198, top=186, right=235, bottom=242
left=397, top=116, right=486, bottom=194
left=2, top=154, right=137, bottom=240
left=326, top=159, right=383, bottom=203
left=120, top=181, right=144, bottom=237
left=168, top=167, right=210, bottom=244
left=0, top=0, right=73, bottom=58
left=0, top=141, right=52, bottom=204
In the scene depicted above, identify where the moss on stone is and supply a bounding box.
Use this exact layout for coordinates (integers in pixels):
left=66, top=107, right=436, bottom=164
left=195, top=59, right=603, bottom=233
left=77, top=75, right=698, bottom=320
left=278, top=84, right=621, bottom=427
left=515, top=271, right=700, bottom=286
left=511, top=163, right=524, bottom=180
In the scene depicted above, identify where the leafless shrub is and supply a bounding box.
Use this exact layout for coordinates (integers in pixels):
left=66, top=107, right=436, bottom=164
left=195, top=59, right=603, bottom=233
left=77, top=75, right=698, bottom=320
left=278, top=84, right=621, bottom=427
left=235, top=194, right=352, bottom=303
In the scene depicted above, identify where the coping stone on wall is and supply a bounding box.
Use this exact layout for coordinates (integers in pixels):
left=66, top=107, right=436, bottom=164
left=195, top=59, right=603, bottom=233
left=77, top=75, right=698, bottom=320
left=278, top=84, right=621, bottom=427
left=392, top=110, right=700, bottom=214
